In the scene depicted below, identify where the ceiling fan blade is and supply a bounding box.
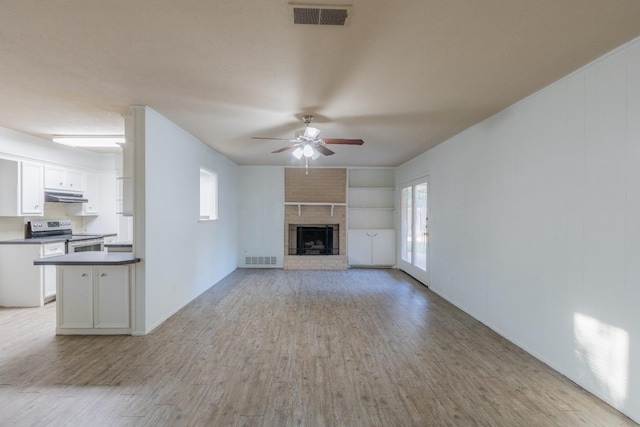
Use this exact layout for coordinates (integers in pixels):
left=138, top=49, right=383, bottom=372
left=323, top=138, right=365, bottom=145
left=271, top=144, right=299, bottom=153
left=252, top=136, right=293, bottom=141
left=315, top=145, right=335, bottom=156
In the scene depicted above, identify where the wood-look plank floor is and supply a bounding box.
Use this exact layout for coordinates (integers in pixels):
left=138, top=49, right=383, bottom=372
left=0, top=268, right=636, bottom=426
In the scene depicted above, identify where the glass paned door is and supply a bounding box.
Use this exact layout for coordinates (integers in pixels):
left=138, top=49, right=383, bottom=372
left=414, top=182, right=428, bottom=271
left=401, top=186, right=412, bottom=263
left=400, top=177, right=429, bottom=283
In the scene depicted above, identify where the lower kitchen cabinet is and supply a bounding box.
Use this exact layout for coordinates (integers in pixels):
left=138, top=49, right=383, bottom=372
left=57, top=265, right=132, bottom=334
left=95, top=266, right=130, bottom=328
left=348, top=229, right=396, bottom=266
left=0, top=241, right=64, bottom=307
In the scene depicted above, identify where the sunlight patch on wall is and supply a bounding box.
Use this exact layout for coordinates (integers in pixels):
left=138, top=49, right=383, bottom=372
left=574, top=313, right=629, bottom=406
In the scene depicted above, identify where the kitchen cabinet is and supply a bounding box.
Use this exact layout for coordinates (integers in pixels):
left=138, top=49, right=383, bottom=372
left=95, top=266, right=130, bottom=328
left=44, top=165, right=84, bottom=192
left=57, top=265, right=131, bottom=333
left=0, top=159, right=44, bottom=216
left=348, top=229, right=396, bottom=266
left=66, top=172, right=99, bottom=216
left=58, top=266, right=93, bottom=328
left=0, top=240, right=64, bottom=307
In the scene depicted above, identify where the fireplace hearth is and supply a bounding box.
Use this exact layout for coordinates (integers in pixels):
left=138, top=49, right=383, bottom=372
left=289, top=224, right=339, bottom=255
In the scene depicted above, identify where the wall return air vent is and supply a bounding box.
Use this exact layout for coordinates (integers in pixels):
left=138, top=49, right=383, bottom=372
left=289, top=4, right=352, bottom=26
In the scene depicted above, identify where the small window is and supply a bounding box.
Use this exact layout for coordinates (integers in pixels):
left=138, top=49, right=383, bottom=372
left=199, top=168, right=218, bottom=221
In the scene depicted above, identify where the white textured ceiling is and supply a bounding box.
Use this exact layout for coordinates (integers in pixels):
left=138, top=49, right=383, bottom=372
left=1, top=1, right=640, bottom=166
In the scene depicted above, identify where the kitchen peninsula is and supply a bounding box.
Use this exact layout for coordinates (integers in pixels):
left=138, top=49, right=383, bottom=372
left=35, top=252, right=140, bottom=335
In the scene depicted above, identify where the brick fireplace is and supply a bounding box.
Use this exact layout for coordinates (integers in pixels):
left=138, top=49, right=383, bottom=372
left=283, top=168, right=347, bottom=270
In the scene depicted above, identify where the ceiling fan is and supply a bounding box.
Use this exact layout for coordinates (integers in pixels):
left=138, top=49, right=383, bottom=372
left=252, top=114, right=364, bottom=160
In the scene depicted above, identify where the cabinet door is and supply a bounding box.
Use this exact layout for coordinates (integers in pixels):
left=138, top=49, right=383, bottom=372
left=58, top=267, right=93, bottom=328
left=20, top=162, right=43, bottom=215
left=348, top=230, right=373, bottom=265
left=66, top=169, right=84, bottom=191
left=44, top=166, right=84, bottom=191
left=371, top=230, right=396, bottom=266
left=83, top=173, right=99, bottom=214
left=44, top=165, right=66, bottom=190
left=94, top=266, right=130, bottom=328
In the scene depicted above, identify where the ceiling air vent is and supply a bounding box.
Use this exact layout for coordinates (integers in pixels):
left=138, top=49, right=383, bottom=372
left=289, top=4, right=352, bottom=26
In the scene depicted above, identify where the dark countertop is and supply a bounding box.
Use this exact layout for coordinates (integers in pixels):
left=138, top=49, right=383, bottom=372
left=0, top=232, right=118, bottom=245
left=104, top=241, right=132, bottom=248
left=34, top=252, right=140, bottom=266
left=0, top=236, right=68, bottom=245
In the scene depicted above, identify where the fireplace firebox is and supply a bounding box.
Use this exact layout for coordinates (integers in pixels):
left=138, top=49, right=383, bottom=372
left=289, top=224, right=339, bottom=255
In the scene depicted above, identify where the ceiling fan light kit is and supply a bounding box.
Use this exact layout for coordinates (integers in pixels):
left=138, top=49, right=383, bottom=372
left=252, top=114, right=364, bottom=173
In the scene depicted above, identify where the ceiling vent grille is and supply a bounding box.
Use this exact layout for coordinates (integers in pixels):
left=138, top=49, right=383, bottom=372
left=290, top=4, right=352, bottom=26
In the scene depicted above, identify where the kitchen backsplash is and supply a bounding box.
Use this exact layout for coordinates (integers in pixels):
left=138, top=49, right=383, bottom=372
left=0, top=203, right=85, bottom=240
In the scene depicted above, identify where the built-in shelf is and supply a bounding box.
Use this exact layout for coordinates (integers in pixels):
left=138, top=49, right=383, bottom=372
left=348, top=169, right=395, bottom=229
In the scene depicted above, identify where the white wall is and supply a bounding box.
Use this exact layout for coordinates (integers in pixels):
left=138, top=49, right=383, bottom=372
left=237, top=166, right=284, bottom=267
left=137, top=107, right=238, bottom=333
left=397, top=37, right=640, bottom=422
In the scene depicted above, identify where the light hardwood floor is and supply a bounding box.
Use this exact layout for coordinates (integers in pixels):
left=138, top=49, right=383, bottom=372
left=0, top=268, right=636, bottom=426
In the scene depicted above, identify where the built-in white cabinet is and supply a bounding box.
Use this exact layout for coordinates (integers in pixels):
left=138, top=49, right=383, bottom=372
left=57, top=265, right=131, bottom=334
left=0, top=240, right=63, bottom=307
left=66, top=172, right=99, bottom=216
left=58, top=266, right=93, bottom=328
left=44, top=165, right=84, bottom=192
left=348, top=229, right=396, bottom=266
left=0, top=159, right=44, bottom=216
left=94, top=266, right=130, bottom=328
left=347, top=168, right=396, bottom=266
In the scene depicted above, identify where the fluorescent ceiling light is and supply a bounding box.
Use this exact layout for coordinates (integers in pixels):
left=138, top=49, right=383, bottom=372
left=52, top=135, right=125, bottom=148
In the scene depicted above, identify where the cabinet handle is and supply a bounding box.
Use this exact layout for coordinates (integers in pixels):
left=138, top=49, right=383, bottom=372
left=81, top=273, right=87, bottom=277
left=100, top=273, right=106, bottom=277
left=373, top=233, right=378, bottom=237
left=59, top=182, right=63, bottom=186
left=34, top=205, right=39, bottom=209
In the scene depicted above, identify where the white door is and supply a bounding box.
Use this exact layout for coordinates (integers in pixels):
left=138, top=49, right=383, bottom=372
left=399, top=177, right=429, bottom=284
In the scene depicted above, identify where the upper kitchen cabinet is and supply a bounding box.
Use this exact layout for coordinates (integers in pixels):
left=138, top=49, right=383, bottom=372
left=0, top=158, right=44, bottom=216
left=44, top=165, right=84, bottom=192
left=65, top=171, right=100, bottom=216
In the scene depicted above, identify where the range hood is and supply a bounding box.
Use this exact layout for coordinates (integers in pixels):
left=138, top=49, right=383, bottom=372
left=44, top=191, right=88, bottom=203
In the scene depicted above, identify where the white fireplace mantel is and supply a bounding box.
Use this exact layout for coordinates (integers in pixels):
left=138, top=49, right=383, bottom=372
left=284, top=202, right=347, bottom=217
